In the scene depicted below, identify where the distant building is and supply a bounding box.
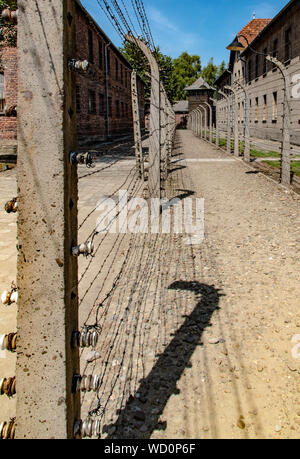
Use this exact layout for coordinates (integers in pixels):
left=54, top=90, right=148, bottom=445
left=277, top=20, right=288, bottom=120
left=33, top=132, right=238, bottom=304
left=173, top=100, right=189, bottom=128
left=215, top=0, right=300, bottom=145
left=184, top=77, right=215, bottom=125
left=0, top=0, right=145, bottom=147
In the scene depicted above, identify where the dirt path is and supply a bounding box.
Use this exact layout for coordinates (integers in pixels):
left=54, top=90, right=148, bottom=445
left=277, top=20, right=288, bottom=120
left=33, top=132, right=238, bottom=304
left=1, top=130, right=300, bottom=438
left=78, top=130, right=300, bottom=439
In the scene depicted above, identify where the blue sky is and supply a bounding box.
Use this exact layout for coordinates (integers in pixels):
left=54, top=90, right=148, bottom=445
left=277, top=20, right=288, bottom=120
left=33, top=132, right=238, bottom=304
left=81, top=0, right=288, bottom=66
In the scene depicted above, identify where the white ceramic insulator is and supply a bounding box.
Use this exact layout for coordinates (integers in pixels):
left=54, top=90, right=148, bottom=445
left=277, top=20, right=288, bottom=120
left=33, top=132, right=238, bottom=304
left=1, top=291, right=9, bottom=305
left=0, top=335, right=5, bottom=351
left=10, top=291, right=18, bottom=304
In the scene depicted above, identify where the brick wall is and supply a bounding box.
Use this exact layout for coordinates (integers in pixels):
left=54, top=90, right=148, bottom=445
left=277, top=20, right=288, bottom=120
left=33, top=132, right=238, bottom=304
left=75, top=1, right=145, bottom=145
left=0, top=46, right=18, bottom=141
left=0, top=2, right=145, bottom=146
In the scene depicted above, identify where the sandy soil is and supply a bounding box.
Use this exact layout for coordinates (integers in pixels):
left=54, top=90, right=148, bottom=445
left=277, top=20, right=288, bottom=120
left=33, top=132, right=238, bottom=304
left=78, top=131, right=300, bottom=439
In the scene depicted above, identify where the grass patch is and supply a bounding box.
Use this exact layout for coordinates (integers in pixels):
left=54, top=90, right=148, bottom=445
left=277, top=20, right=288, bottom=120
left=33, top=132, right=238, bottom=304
left=263, top=160, right=300, bottom=177
left=250, top=148, right=280, bottom=158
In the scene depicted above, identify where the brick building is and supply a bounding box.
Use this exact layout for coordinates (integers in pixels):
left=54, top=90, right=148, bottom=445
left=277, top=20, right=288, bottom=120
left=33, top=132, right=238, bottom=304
left=173, top=100, right=188, bottom=128
left=184, top=77, right=215, bottom=126
left=215, top=0, right=300, bottom=145
left=0, top=43, right=17, bottom=143
left=185, top=77, right=214, bottom=112
left=0, top=0, right=145, bottom=147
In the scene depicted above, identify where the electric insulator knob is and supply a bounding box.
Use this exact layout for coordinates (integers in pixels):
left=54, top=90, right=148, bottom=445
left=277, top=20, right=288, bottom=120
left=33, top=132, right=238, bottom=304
left=68, top=59, right=89, bottom=72
left=1, top=289, right=18, bottom=306
left=72, top=241, right=94, bottom=257
left=5, top=198, right=18, bottom=213
left=72, top=374, right=100, bottom=393
left=72, top=330, right=98, bottom=348
left=70, top=152, right=94, bottom=168
left=0, top=419, right=16, bottom=439
left=73, top=419, right=100, bottom=439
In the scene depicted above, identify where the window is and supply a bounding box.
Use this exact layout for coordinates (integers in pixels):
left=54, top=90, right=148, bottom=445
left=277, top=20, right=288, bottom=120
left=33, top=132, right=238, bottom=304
left=255, top=97, right=259, bottom=122
left=88, top=29, right=94, bottom=63
left=0, top=73, right=5, bottom=114
left=76, top=85, right=81, bottom=113
left=88, top=89, right=96, bottom=114
left=115, top=58, right=119, bottom=80
left=115, top=100, right=120, bottom=118
left=107, top=50, right=110, bottom=74
left=272, top=92, right=278, bottom=121
left=241, top=101, right=245, bottom=122
left=108, top=97, right=112, bottom=117
left=99, top=40, right=103, bottom=69
left=263, top=95, right=267, bottom=122
left=272, top=39, right=278, bottom=69
left=248, top=59, right=252, bottom=82
left=120, top=65, right=123, bottom=85
left=255, top=55, right=259, bottom=79
left=263, top=48, right=268, bottom=74
left=285, top=27, right=292, bottom=62
left=249, top=99, right=252, bottom=122
left=99, top=93, right=105, bottom=115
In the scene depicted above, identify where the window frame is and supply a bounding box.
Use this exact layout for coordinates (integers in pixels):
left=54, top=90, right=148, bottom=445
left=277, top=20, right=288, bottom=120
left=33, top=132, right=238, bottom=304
left=0, top=72, right=5, bottom=115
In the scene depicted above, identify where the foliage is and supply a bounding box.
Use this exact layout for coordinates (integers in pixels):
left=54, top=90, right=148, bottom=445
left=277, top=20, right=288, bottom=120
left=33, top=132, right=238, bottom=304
left=172, top=52, right=201, bottom=101
left=0, top=1, right=18, bottom=51
left=120, top=41, right=228, bottom=105
left=120, top=39, right=177, bottom=107
left=201, top=57, right=218, bottom=87
left=0, top=1, right=17, bottom=8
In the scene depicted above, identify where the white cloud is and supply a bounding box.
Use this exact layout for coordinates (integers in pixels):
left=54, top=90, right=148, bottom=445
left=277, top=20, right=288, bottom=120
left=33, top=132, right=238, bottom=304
left=148, top=6, right=203, bottom=57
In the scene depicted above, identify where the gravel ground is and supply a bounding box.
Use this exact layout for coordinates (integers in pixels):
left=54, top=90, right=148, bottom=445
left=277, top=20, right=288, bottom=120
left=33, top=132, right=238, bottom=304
left=1, top=130, right=300, bottom=439
left=78, top=130, right=300, bottom=439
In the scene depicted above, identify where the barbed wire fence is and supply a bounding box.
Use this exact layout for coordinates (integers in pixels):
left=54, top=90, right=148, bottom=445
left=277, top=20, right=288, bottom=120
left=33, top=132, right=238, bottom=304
left=5, top=0, right=175, bottom=439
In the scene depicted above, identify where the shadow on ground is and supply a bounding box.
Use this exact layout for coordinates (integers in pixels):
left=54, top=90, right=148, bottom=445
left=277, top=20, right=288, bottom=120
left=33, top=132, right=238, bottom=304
left=103, top=282, right=223, bottom=439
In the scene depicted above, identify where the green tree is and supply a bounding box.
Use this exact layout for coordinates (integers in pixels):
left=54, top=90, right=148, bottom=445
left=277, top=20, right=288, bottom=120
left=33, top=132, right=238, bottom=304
left=217, top=60, right=227, bottom=78
left=201, top=57, right=218, bottom=86
left=172, top=52, right=202, bottom=100
left=120, top=40, right=176, bottom=106
left=0, top=1, right=17, bottom=8
left=0, top=1, right=17, bottom=49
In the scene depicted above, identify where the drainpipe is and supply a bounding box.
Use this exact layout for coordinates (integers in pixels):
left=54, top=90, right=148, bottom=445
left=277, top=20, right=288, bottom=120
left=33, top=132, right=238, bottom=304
left=105, top=42, right=111, bottom=139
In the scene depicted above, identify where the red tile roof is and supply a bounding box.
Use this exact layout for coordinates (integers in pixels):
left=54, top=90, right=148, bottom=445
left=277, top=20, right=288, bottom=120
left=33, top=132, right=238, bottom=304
left=238, top=19, right=272, bottom=48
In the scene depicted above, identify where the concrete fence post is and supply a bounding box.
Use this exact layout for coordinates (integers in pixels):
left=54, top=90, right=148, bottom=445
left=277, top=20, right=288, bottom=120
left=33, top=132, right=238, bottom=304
left=217, top=89, right=231, bottom=155
left=199, top=105, right=206, bottom=140
left=160, top=83, right=168, bottom=188
left=16, top=0, right=80, bottom=438
left=126, top=35, right=161, bottom=198
left=195, top=108, right=199, bottom=137
left=210, top=97, right=218, bottom=146
left=204, top=102, right=213, bottom=143
left=131, top=70, right=144, bottom=179
left=225, top=85, right=239, bottom=157
left=234, top=80, right=250, bottom=162
left=266, top=56, right=291, bottom=187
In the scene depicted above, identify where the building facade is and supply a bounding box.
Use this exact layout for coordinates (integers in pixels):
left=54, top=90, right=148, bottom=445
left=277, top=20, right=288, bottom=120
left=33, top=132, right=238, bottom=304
left=184, top=77, right=215, bottom=126
left=173, top=100, right=189, bottom=128
left=0, top=0, right=145, bottom=147
left=215, top=0, right=300, bottom=146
